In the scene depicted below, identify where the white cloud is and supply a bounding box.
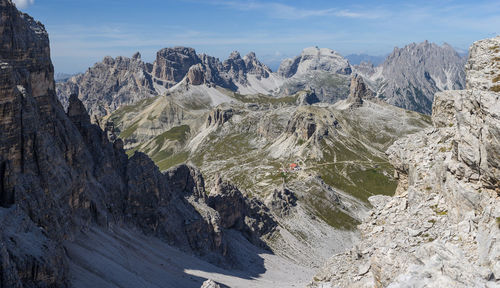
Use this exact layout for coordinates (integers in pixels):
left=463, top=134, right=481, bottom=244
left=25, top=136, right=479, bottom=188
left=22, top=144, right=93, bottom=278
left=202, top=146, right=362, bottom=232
left=334, top=9, right=383, bottom=19
left=13, top=0, right=35, bottom=9
left=203, top=0, right=386, bottom=20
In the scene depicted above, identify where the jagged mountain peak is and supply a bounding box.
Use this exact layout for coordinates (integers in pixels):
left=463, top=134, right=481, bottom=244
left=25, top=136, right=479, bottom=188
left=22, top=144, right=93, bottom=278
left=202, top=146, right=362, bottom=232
left=276, top=46, right=352, bottom=103
left=346, top=74, right=373, bottom=107
left=57, top=38, right=467, bottom=121
left=388, top=40, right=462, bottom=60
left=132, top=51, right=141, bottom=60
left=441, top=42, right=455, bottom=50
left=222, top=49, right=271, bottom=86
left=56, top=51, right=156, bottom=117
left=228, top=50, right=242, bottom=59
left=157, top=46, right=198, bottom=55
left=244, top=51, right=257, bottom=59
left=153, top=46, right=201, bottom=84
left=100, top=53, right=145, bottom=68
left=356, top=40, right=467, bottom=114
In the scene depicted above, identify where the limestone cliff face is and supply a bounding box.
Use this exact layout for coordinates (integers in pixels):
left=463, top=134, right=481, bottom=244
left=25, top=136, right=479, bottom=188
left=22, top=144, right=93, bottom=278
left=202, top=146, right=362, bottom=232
left=153, top=47, right=201, bottom=85
left=278, top=47, right=351, bottom=78
left=363, top=41, right=466, bottom=115
left=0, top=1, right=235, bottom=286
left=206, top=107, right=233, bottom=128
left=57, top=53, right=156, bottom=117
left=277, top=47, right=352, bottom=103
left=310, top=36, right=500, bottom=288
left=243, top=52, right=271, bottom=79
left=465, top=36, right=500, bottom=92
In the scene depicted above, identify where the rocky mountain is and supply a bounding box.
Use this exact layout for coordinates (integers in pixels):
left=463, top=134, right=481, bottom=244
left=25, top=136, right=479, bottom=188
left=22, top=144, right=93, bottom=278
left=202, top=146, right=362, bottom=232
left=275, top=43, right=466, bottom=114
left=310, top=36, right=500, bottom=288
left=277, top=47, right=352, bottom=103
left=357, top=41, right=466, bottom=114
left=57, top=40, right=466, bottom=120
left=152, top=47, right=200, bottom=85
left=56, top=52, right=156, bottom=117
left=277, top=43, right=465, bottom=113
left=278, top=47, right=352, bottom=77
left=57, top=47, right=278, bottom=118
left=0, top=1, right=283, bottom=287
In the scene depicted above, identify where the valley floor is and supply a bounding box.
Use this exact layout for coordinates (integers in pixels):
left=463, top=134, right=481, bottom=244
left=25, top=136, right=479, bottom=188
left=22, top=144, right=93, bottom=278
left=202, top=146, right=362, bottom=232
left=65, top=227, right=314, bottom=288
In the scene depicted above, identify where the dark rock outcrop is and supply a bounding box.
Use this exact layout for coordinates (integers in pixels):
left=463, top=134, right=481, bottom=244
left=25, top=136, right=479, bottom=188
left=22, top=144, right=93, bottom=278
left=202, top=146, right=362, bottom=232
left=0, top=2, right=236, bottom=286
left=347, top=74, right=373, bottom=107
left=296, top=90, right=320, bottom=106
left=206, top=107, right=233, bottom=128
left=0, top=207, right=68, bottom=287
left=103, top=120, right=118, bottom=142
left=207, top=177, right=277, bottom=248
left=126, top=156, right=225, bottom=255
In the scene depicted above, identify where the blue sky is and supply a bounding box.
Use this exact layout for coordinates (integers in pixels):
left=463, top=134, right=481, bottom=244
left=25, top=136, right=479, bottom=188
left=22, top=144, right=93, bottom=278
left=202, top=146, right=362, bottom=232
left=16, top=0, right=500, bottom=74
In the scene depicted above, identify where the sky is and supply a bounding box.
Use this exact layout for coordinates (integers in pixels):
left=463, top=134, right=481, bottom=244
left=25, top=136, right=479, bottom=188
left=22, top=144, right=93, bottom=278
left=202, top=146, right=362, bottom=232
left=15, top=0, right=500, bottom=74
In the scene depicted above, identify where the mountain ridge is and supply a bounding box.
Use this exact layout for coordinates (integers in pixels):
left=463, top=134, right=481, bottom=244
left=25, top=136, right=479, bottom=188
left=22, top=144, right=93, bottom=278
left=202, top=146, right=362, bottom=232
left=57, top=41, right=466, bottom=119
left=358, top=40, right=467, bottom=114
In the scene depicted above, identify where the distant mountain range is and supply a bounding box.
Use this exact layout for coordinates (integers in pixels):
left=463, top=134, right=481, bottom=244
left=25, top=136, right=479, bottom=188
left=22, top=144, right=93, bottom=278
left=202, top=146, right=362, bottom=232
left=57, top=41, right=466, bottom=116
